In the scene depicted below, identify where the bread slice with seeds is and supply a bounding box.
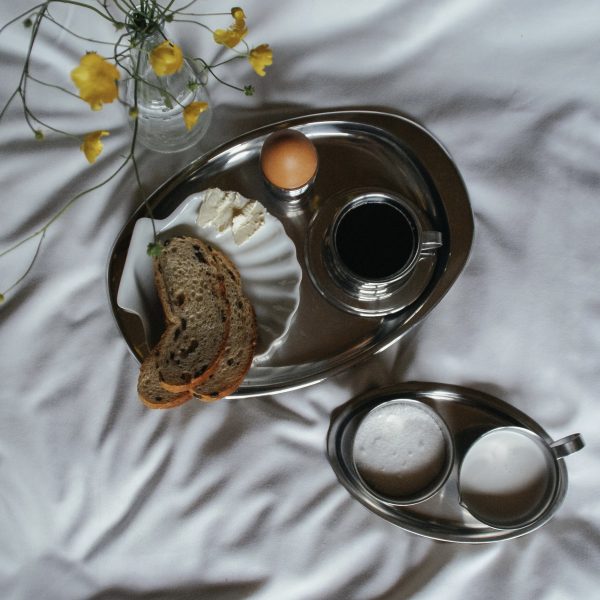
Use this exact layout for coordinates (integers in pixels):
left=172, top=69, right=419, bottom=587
left=152, top=236, right=231, bottom=393
left=138, top=353, right=193, bottom=409
left=137, top=236, right=257, bottom=408
left=192, top=250, right=257, bottom=402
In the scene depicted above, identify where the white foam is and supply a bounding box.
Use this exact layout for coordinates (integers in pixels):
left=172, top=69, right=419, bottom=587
left=353, top=402, right=447, bottom=498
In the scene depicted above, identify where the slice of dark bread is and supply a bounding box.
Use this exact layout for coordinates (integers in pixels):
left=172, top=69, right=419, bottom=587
left=138, top=352, right=193, bottom=409
left=192, top=250, right=257, bottom=402
left=152, top=236, right=231, bottom=393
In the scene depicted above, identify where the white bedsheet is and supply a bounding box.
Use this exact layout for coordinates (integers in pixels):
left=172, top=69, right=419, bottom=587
left=1, top=1, right=599, bottom=598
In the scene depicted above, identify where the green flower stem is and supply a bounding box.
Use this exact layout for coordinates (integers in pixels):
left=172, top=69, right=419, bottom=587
left=19, top=92, right=41, bottom=136
left=0, top=112, right=146, bottom=295
left=0, top=150, right=135, bottom=261
left=23, top=103, right=81, bottom=139
left=49, top=1, right=114, bottom=23
left=173, top=12, right=232, bottom=18
left=111, top=0, right=135, bottom=11
left=43, top=10, right=124, bottom=46
left=125, top=74, right=186, bottom=109
left=97, top=1, right=117, bottom=22
left=20, top=5, right=48, bottom=95
left=27, top=74, right=82, bottom=100
left=208, top=55, right=246, bottom=69
left=130, top=37, right=156, bottom=240
left=0, top=4, right=47, bottom=35
left=168, top=0, right=200, bottom=12
left=194, top=58, right=246, bottom=94
left=3, top=0, right=117, bottom=28
left=1, top=230, right=46, bottom=298
left=0, top=89, right=20, bottom=122
left=158, top=0, right=177, bottom=17
left=170, top=18, right=212, bottom=34
left=107, top=1, right=124, bottom=17
left=112, top=0, right=136, bottom=18
left=112, top=31, right=134, bottom=68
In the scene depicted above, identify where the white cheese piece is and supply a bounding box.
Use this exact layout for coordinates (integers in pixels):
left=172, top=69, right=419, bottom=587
left=197, top=188, right=235, bottom=231
left=196, top=188, right=265, bottom=244
left=232, top=200, right=266, bottom=245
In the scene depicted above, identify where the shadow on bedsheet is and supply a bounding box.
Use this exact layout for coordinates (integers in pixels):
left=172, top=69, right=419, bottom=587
left=88, top=579, right=265, bottom=600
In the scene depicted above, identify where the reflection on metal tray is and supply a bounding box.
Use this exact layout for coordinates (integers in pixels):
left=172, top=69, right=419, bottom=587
left=327, top=382, right=575, bottom=543
left=107, top=110, right=473, bottom=397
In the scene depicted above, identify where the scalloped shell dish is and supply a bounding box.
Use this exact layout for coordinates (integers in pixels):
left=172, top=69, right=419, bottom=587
left=116, top=190, right=302, bottom=362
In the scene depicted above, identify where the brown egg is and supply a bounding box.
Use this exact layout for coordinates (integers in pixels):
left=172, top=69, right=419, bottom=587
left=260, top=129, right=318, bottom=191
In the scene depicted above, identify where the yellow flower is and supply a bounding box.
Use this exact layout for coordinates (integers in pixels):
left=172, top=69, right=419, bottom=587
left=183, top=102, right=209, bottom=130
left=231, top=7, right=245, bottom=20
left=213, top=7, right=248, bottom=48
left=248, top=44, right=273, bottom=77
left=81, top=130, right=109, bottom=164
left=150, top=41, right=184, bottom=76
left=71, top=53, right=119, bottom=111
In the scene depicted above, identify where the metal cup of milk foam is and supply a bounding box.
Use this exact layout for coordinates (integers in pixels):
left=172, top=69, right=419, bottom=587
left=352, top=399, right=455, bottom=505
left=457, top=427, right=585, bottom=529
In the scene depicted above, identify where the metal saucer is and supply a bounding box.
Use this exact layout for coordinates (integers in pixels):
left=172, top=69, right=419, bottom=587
left=306, top=188, right=442, bottom=316
left=327, top=382, right=580, bottom=543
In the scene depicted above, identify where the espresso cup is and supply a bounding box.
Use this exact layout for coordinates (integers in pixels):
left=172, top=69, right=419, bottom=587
left=457, top=427, right=584, bottom=529
left=326, top=190, right=442, bottom=301
left=352, top=399, right=455, bottom=505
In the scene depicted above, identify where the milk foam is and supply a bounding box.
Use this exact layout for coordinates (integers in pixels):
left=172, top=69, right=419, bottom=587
left=353, top=402, right=447, bottom=498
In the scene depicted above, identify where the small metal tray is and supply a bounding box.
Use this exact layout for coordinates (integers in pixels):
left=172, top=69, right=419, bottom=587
left=107, top=110, right=473, bottom=397
left=327, top=382, right=571, bottom=543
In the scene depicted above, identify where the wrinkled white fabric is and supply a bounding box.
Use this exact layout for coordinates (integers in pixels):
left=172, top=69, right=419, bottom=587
left=1, top=1, right=599, bottom=599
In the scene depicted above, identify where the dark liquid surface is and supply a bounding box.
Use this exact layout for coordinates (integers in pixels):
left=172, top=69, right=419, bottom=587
left=334, top=202, right=416, bottom=279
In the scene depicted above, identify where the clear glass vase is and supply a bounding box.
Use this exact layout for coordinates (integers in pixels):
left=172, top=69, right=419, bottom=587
left=124, top=19, right=212, bottom=153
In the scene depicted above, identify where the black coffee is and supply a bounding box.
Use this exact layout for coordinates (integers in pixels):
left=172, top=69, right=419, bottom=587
left=334, top=201, right=416, bottom=280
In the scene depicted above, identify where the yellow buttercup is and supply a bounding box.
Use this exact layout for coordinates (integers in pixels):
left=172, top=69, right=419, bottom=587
left=149, top=41, right=184, bottom=76
left=70, top=53, right=119, bottom=111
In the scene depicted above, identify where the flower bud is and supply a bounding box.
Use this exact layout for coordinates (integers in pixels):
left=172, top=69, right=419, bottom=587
left=147, top=242, right=164, bottom=257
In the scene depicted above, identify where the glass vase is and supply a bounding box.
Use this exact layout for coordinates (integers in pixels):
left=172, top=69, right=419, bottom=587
left=124, top=20, right=211, bottom=153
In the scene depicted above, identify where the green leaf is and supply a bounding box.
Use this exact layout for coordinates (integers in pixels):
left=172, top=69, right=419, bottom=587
left=147, top=241, right=163, bottom=257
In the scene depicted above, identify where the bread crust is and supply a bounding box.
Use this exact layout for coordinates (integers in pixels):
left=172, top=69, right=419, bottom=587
left=137, top=352, right=194, bottom=408
left=192, top=250, right=257, bottom=402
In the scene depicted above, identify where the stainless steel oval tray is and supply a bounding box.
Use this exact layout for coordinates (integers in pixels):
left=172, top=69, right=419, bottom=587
left=107, top=110, right=473, bottom=397
left=327, top=382, right=570, bottom=543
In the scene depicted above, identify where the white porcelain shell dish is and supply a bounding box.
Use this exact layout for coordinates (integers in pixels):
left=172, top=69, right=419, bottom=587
left=116, top=190, right=302, bottom=361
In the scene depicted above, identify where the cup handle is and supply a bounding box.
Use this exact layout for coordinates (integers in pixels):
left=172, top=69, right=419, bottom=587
left=550, top=433, right=585, bottom=459
left=420, top=231, right=443, bottom=255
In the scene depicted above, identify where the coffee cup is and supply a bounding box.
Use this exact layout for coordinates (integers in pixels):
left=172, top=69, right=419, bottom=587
left=325, top=190, right=442, bottom=301
left=457, top=426, right=584, bottom=529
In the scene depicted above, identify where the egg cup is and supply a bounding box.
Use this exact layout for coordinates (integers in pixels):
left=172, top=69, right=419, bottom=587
left=260, top=128, right=319, bottom=202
